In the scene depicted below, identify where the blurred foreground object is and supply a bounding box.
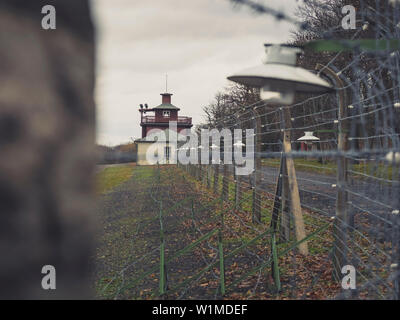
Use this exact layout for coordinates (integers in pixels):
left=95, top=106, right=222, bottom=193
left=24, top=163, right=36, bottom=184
left=0, top=0, right=96, bottom=299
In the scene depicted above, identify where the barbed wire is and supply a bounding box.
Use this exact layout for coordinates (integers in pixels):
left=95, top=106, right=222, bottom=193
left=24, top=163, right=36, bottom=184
left=100, top=0, right=400, bottom=300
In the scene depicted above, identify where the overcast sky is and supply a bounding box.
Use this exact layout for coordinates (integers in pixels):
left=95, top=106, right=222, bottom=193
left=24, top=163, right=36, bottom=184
left=91, top=0, right=302, bottom=146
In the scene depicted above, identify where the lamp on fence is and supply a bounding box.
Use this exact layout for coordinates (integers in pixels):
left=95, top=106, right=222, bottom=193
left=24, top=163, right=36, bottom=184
left=297, top=131, right=320, bottom=152
left=227, top=43, right=336, bottom=255
left=227, top=44, right=334, bottom=104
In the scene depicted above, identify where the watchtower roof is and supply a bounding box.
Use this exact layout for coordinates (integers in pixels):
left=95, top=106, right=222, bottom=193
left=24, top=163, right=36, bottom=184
left=153, top=92, right=180, bottom=110
left=153, top=103, right=180, bottom=110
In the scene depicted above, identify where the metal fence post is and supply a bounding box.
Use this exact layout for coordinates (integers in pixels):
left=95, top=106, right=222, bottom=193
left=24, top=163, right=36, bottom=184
left=159, top=200, right=167, bottom=296
left=316, top=64, right=349, bottom=280
left=393, top=211, right=400, bottom=300
left=218, top=229, right=225, bottom=296
left=250, top=108, right=261, bottom=223
left=270, top=154, right=283, bottom=290
left=198, top=163, right=202, bottom=181
left=206, top=164, right=210, bottom=188
left=218, top=196, right=225, bottom=295
left=222, top=164, right=228, bottom=201
left=280, top=158, right=291, bottom=242
left=235, top=174, right=242, bottom=210
left=214, top=164, right=219, bottom=194
left=271, top=233, right=281, bottom=292
left=191, top=198, right=195, bottom=235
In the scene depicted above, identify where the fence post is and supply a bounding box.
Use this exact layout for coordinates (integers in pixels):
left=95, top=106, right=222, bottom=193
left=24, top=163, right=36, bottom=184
left=206, top=164, right=210, bottom=188
left=316, top=64, right=348, bottom=280
left=157, top=161, right=160, bottom=182
left=159, top=200, right=167, bottom=296
left=218, top=229, right=225, bottom=296
left=191, top=198, right=195, bottom=235
left=280, top=159, right=291, bottom=242
left=271, top=233, right=281, bottom=292
left=214, top=164, right=219, bottom=194
left=250, top=108, right=262, bottom=223
left=270, top=153, right=283, bottom=233
left=392, top=211, right=400, bottom=299
left=235, top=174, right=242, bottom=210
left=270, top=154, right=283, bottom=291
left=282, top=107, right=308, bottom=255
left=222, top=164, right=228, bottom=201
left=198, top=163, right=202, bottom=181
left=218, top=196, right=225, bottom=296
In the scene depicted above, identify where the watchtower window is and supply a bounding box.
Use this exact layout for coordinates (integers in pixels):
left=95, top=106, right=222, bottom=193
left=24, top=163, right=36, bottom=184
left=163, top=111, right=170, bottom=117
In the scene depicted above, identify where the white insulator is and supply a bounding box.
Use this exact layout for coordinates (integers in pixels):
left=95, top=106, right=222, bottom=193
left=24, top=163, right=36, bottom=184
left=385, top=152, right=400, bottom=164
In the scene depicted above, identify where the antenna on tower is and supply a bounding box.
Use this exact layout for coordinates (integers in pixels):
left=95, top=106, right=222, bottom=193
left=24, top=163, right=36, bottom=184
left=165, top=74, right=168, bottom=92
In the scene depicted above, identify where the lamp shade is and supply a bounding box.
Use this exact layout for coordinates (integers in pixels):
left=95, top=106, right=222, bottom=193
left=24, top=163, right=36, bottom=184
left=297, top=131, right=320, bottom=142
left=227, top=44, right=334, bottom=104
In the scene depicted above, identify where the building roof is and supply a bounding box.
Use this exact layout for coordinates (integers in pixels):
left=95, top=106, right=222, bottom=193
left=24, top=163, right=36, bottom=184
left=152, top=103, right=180, bottom=110
left=135, top=129, right=187, bottom=143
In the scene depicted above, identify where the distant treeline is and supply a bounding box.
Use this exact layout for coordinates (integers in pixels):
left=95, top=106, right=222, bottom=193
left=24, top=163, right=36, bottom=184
left=97, top=143, right=137, bottom=164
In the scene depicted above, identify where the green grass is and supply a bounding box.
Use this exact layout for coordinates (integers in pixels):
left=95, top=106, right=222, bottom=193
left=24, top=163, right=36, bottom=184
left=132, top=166, right=154, bottom=180
left=95, top=165, right=156, bottom=299
left=351, top=161, right=396, bottom=181
left=96, top=164, right=135, bottom=194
